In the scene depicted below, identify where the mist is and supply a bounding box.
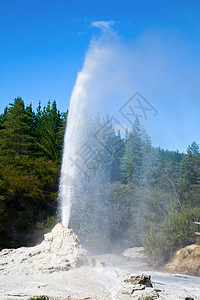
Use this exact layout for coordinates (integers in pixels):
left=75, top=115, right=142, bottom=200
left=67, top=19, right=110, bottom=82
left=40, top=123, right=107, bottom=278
left=59, top=21, right=200, bottom=254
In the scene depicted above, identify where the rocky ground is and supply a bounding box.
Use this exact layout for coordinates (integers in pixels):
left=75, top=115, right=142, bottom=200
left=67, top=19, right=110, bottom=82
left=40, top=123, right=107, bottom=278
left=166, top=244, right=200, bottom=276
left=0, top=224, right=200, bottom=300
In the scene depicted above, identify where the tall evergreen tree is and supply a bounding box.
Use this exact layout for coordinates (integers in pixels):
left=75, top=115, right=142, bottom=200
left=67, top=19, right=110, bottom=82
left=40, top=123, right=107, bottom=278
left=0, top=98, right=65, bottom=249
left=35, top=100, right=67, bottom=162
left=120, top=118, right=151, bottom=184
left=0, top=97, right=34, bottom=161
left=178, top=142, right=200, bottom=206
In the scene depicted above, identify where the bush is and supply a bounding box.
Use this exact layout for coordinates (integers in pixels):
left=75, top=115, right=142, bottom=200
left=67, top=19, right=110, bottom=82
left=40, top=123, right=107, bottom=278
left=142, top=207, right=200, bottom=265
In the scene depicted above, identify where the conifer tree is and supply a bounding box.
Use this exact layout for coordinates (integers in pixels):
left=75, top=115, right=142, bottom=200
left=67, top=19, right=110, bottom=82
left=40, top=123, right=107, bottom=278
left=120, top=118, right=151, bottom=184
left=35, top=100, right=67, bottom=162
left=0, top=97, right=34, bottom=162
left=179, top=142, right=200, bottom=206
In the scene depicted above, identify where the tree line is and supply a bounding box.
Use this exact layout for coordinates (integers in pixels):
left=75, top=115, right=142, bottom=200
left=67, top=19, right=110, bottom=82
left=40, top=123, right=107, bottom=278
left=0, top=97, right=67, bottom=248
left=0, top=97, right=200, bottom=266
left=68, top=114, right=200, bottom=265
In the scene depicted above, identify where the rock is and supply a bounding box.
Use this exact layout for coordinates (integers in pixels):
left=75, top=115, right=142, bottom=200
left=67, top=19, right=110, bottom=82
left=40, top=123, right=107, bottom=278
left=0, top=223, right=97, bottom=275
left=120, top=247, right=148, bottom=271
left=0, top=229, right=199, bottom=299
left=123, top=273, right=159, bottom=299
left=166, top=244, right=200, bottom=276
left=132, top=287, right=159, bottom=299
left=124, top=273, right=152, bottom=287
left=122, top=247, right=147, bottom=260
left=117, top=287, right=159, bottom=299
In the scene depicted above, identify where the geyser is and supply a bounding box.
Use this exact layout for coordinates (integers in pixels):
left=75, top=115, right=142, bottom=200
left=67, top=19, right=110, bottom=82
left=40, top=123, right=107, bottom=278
left=59, top=30, right=128, bottom=229
left=58, top=24, right=161, bottom=253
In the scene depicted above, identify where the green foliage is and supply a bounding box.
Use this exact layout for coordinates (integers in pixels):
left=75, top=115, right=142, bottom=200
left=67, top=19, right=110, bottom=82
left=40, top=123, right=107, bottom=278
left=196, top=236, right=200, bottom=245
left=178, top=142, right=200, bottom=206
left=1, top=97, right=200, bottom=267
left=0, top=97, right=35, bottom=160
left=35, top=100, right=67, bottom=162
left=29, top=297, right=49, bottom=300
left=143, top=208, right=200, bottom=265
left=120, top=118, right=151, bottom=184
left=36, top=215, right=58, bottom=233
left=0, top=98, right=66, bottom=249
left=67, top=117, right=200, bottom=259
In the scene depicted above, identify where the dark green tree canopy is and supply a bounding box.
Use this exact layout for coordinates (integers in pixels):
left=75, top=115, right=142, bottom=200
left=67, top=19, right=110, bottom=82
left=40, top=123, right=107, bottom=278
left=0, top=98, right=67, bottom=249
left=0, top=97, right=199, bottom=267
left=0, top=97, right=35, bottom=160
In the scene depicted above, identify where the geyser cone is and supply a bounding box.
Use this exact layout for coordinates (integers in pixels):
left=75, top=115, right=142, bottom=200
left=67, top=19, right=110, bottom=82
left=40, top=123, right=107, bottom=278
left=0, top=223, right=96, bottom=274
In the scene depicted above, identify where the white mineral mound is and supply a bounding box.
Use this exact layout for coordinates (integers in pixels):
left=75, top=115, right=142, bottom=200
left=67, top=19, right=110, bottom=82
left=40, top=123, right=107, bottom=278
left=0, top=226, right=200, bottom=299
left=0, top=223, right=96, bottom=275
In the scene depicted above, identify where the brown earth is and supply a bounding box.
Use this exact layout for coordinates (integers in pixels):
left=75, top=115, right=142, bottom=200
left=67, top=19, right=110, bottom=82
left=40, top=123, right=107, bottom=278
left=166, top=244, right=200, bottom=276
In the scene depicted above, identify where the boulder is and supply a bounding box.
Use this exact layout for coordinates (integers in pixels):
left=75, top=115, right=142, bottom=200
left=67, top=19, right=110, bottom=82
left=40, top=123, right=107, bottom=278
left=123, top=273, right=158, bottom=299
left=122, top=247, right=147, bottom=260
left=124, top=273, right=152, bottom=287
left=166, top=244, right=200, bottom=276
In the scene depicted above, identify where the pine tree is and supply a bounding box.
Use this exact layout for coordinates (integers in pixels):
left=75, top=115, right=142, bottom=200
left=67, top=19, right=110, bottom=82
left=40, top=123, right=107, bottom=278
left=0, top=98, right=64, bottom=249
left=179, top=142, right=200, bottom=206
left=35, top=100, right=67, bottom=162
left=0, top=97, right=34, bottom=162
left=120, top=118, right=151, bottom=184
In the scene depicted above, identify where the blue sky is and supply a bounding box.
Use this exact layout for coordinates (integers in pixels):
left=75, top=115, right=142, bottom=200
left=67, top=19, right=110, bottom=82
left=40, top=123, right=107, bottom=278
left=0, top=0, right=200, bottom=152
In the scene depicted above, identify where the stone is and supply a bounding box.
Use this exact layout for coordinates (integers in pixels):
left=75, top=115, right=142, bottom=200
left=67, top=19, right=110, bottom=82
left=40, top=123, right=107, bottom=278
left=132, top=287, right=159, bottom=299
left=122, top=247, right=147, bottom=260
left=123, top=273, right=159, bottom=299
left=124, top=274, right=152, bottom=287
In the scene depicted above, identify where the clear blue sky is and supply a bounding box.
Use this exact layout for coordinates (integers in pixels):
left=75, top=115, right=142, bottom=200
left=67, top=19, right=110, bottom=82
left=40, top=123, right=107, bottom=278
left=1, top=0, right=200, bottom=152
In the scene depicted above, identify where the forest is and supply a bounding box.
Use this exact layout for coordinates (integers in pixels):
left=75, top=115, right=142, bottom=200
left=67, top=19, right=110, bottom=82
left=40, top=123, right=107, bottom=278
left=0, top=97, right=200, bottom=266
